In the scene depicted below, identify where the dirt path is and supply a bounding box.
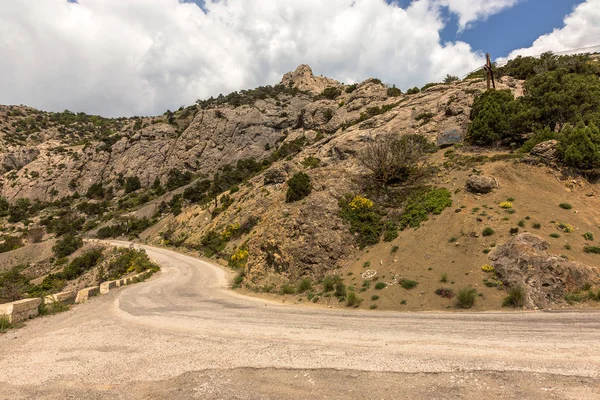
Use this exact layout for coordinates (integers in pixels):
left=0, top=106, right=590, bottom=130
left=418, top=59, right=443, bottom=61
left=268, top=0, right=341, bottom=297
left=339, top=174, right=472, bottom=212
left=1, top=242, right=599, bottom=399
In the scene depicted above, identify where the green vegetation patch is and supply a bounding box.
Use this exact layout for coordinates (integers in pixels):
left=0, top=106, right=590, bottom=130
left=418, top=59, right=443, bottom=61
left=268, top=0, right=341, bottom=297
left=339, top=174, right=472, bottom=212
left=398, top=188, right=452, bottom=230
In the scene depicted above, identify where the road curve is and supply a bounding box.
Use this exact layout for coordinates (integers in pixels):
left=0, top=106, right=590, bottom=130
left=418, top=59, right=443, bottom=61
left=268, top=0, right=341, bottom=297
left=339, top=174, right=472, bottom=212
left=1, top=242, right=600, bottom=399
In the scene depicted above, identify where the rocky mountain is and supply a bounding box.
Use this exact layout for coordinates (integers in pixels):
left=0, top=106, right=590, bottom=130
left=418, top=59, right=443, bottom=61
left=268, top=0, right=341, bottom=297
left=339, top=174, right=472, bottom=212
left=2, top=55, right=600, bottom=311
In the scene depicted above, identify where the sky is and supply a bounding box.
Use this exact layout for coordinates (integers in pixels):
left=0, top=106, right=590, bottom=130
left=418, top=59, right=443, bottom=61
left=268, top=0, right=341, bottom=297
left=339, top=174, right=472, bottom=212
left=1, top=0, right=599, bottom=117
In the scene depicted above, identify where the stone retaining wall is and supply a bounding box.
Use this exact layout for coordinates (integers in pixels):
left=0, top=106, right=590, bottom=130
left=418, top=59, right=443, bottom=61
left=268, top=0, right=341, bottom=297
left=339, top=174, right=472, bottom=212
left=0, top=298, right=42, bottom=323
left=1, top=269, right=156, bottom=326
left=44, top=290, right=76, bottom=305
left=75, top=286, right=99, bottom=303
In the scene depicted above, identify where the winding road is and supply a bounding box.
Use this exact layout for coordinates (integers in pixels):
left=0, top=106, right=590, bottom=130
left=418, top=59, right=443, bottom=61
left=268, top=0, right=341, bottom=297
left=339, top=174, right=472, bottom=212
left=1, top=242, right=599, bottom=399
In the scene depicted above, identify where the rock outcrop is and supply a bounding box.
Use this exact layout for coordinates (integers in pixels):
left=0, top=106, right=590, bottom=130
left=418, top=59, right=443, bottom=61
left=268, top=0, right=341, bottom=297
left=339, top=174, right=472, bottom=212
left=490, top=233, right=600, bottom=309
left=281, top=64, right=340, bottom=94
left=531, top=140, right=559, bottom=162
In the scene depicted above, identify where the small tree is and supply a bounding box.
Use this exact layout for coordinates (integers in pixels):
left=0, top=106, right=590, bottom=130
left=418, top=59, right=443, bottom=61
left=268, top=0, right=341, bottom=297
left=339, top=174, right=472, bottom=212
left=559, top=122, right=600, bottom=170
left=286, top=172, right=312, bottom=202
left=358, top=134, right=431, bottom=189
left=444, top=74, right=459, bottom=84
left=124, top=176, right=141, bottom=193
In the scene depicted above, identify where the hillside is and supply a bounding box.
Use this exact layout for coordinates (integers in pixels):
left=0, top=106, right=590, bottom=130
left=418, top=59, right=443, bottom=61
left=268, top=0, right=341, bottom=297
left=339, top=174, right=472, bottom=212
left=1, top=54, right=600, bottom=312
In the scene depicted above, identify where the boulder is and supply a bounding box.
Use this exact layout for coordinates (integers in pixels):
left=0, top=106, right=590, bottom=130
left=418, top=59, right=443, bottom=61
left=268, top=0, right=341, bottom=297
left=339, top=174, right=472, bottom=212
left=465, top=175, right=497, bottom=194
left=531, top=140, right=559, bottom=161
left=490, top=233, right=600, bottom=309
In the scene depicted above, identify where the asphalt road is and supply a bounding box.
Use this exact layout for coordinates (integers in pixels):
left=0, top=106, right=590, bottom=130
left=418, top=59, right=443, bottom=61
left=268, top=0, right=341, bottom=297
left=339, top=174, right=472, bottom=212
left=1, top=242, right=599, bottom=399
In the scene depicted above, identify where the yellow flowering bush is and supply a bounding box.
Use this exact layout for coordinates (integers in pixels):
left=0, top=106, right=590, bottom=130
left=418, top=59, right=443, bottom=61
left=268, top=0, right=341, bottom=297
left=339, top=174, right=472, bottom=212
left=349, top=196, right=374, bottom=211
left=481, top=264, right=495, bottom=272
left=221, top=223, right=240, bottom=240
left=229, top=247, right=249, bottom=269
left=230, top=248, right=249, bottom=263
left=558, top=222, right=574, bottom=233
left=499, top=201, right=513, bottom=209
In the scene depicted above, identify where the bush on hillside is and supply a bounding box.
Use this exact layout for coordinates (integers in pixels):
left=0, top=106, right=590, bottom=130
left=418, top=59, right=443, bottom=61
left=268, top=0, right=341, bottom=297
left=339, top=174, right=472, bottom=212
left=124, top=176, right=141, bottom=193
left=166, top=168, right=193, bottom=190
left=286, top=172, right=312, bottom=202
left=558, top=122, right=600, bottom=170
left=386, top=85, right=402, bottom=97
left=339, top=195, right=383, bottom=248
left=358, top=134, right=433, bottom=188
left=398, top=188, right=452, bottom=230
left=86, top=182, right=105, bottom=199
left=0, top=236, right=24, bottom=253
left=467, top=90, right=522, bottom=145
left=321, top=87, right=342, bottom=100
left=52, top=234, right=83, bottom=258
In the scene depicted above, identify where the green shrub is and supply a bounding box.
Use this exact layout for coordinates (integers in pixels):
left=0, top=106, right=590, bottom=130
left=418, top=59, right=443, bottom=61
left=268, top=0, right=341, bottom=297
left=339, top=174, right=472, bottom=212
left=456, top=288, right=477, bottom=308
left=387, top=85, right=402, bottom=97
left=468, top=89, right=526, bottom=145
left=406, top=87, right=420, bottom=95
left=559, top=122, right=600, bottom=170
left=532, top=222, right=541, bottom=229
left=345, top=84, right=358, bottom=93
left=103, top=248, right=159, bottom=280
left=502, top=286, right=525, bottom=308
left=296, top=278, right=313, bottom=293
left=383, top=221, right=399, bottom=242
left=440, top=273, right=448, bottom=283
left=124, top=176, right=141, bottom=193
left=322, top=276, right=336, bottom=292
left=550, top=233, right=561, bottom=239
left=7, top=198, right=32, bottom=223
left=584, top=246, right=600, bottom=254
left=166, top=168, right=193, bottom=190
left=334, top=281, right=347, bottom=299
left=0, top=265, right=31, bottom=303
left=232, top=271, right=244, bottom=288
left=0, top=235, right=24, bottom=254
left=52, top=234, right=82, bottom=258
left=302, top=157, right=321, bottom=169
left=400, top=279, right=418, bottom=290
left=559, top=203, right=573, bottom=210
left=339, top=195, right=383, bottom=248
left=0, top=316, right=12, bottom=332
left=415, top=112, right=434, bottom=124
left=371, top=295, right=380, bottom=301
left=286, top=172, right=312, bottom=203
left=279, top=284, right=295, bottom=295
left=444, top=74, right=459, bottom=84
left=398, top=188, right=452, bottom=230
left=346, top=292, right=362, bottom=307
left=321, top=86, right=342, bottom=100
left=86, top=182, right=105, bottom=199
left=374, top=282, right=386, bottom=290
left=583, top=232, right=594, bottom=241
left=482, top=227, right=495, bottom=237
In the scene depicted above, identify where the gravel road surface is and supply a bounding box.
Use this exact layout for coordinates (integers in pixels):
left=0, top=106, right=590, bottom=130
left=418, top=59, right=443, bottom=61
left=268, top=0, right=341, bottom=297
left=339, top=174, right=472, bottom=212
left=1, top=242, right=599, bottom=399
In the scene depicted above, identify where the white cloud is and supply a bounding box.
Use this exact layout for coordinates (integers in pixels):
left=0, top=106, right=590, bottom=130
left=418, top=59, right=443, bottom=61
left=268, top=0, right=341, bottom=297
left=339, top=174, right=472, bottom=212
left=500, top=0, right=600, bottom=62
left=438, top=0, right=519, bottom=31
left=0, top=0, right=492, bottom=117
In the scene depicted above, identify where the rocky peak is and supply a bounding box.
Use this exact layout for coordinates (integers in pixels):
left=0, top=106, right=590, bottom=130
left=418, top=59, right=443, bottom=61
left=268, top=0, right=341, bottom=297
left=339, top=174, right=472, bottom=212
left=281, top=64, right=340, bottom=94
